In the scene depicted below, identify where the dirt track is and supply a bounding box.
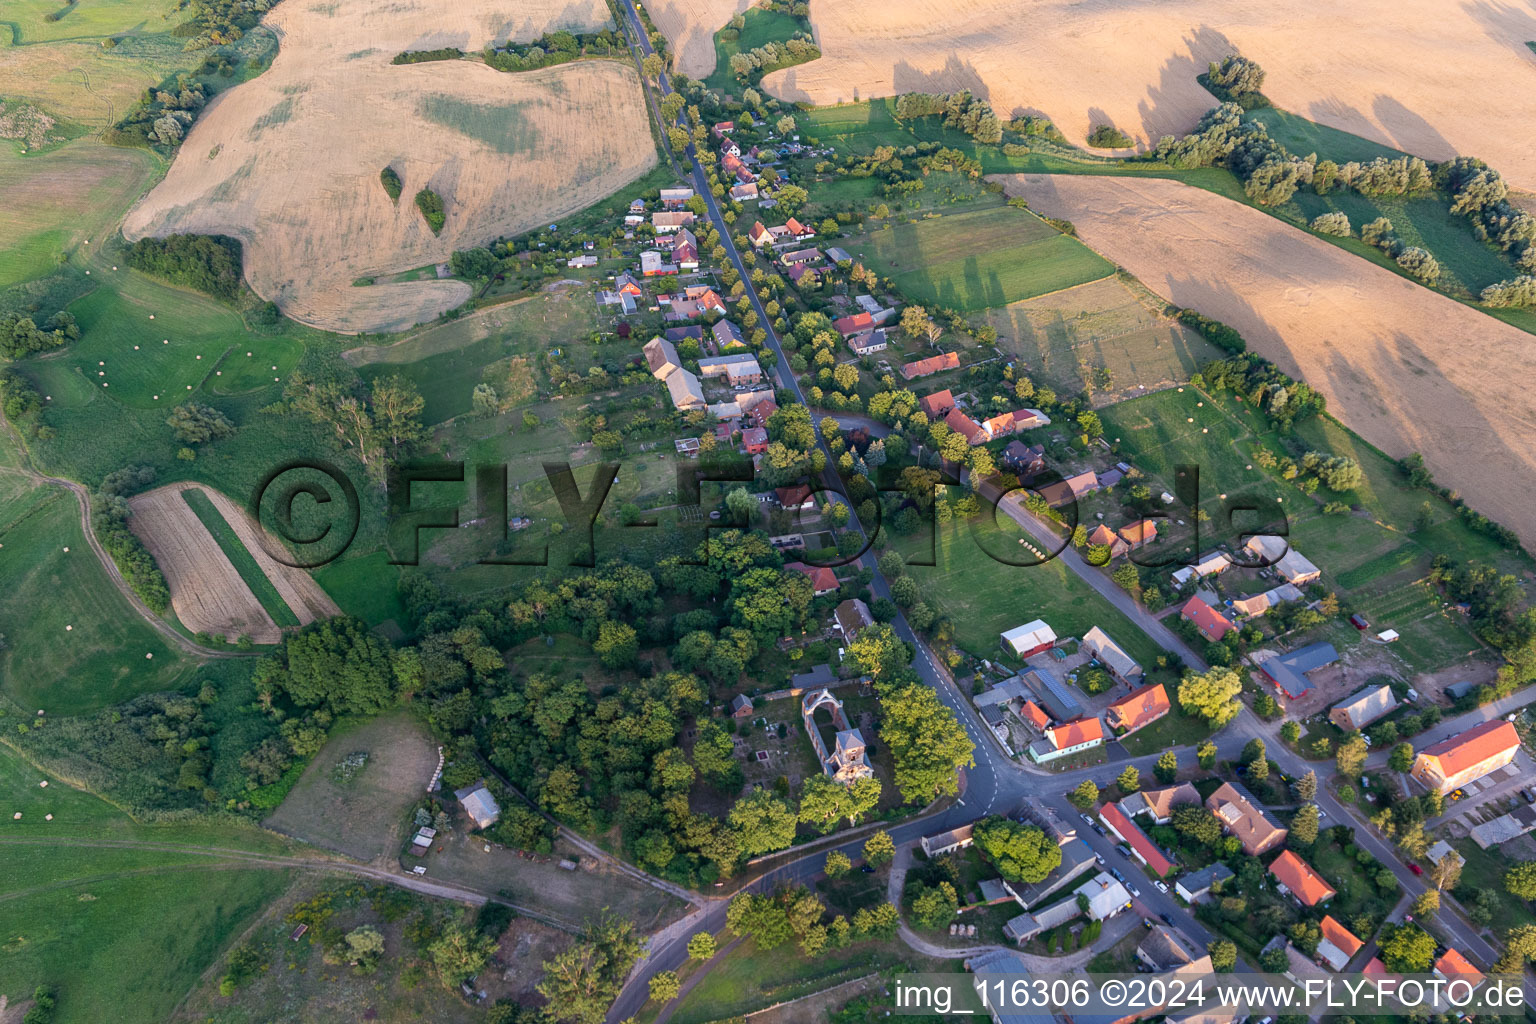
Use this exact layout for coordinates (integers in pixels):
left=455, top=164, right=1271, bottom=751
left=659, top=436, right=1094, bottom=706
left=758, top=0, right=1536, bottom=186
left=997, top=172, right=1536, bottom=552
left=123, top=0, right=657, bottom=333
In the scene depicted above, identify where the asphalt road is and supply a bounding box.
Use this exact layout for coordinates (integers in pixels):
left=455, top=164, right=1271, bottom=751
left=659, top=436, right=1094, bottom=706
left=605, top=10, right=1534, bottom=1021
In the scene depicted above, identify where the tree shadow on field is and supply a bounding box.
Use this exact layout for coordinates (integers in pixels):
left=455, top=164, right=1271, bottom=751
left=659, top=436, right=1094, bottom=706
left=1459, top=0, right=1536, bottom=61
left=892, top=55, right=990, bottom=103
left=1134, top=25, right=1238, bottom=148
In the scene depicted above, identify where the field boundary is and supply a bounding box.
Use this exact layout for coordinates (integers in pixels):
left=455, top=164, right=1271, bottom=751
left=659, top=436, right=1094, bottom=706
left=181, top=487, right=300, bottom=628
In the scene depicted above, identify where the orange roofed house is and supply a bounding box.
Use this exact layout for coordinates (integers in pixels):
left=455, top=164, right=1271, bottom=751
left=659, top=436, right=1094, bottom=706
left=1028, top=716, right=1104, bottom=764
left=1206, top=780, right=1287, bottom=855
left=901, top=351, right=960, bottom=379
left=1433, top=948, right=1485, bottom=989
left=1315, top=915, right=1362, bottom=972
left=785, top=561, right=838, bottom=596
left=1181, top=596, right=1235, bottom=641
left=1269, top=850, right=1336, bottom=907
left=943, top=407, right=988, bottom=446
left=1410, top=719, right=1521, bottom=795
left=918, top=389, right=955, bottom=420
left=1105, top=682, right=1170, bottom=736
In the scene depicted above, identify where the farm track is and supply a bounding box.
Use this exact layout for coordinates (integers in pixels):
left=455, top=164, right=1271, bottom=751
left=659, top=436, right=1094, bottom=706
left=0, top=419, right=248, bottom=660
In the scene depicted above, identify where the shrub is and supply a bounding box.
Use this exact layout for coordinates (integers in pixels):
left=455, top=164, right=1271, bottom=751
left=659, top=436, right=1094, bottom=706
left=392, top=47, right=462, bottom=64
left=1086, top=124, right=1132, bottom=148
left=1207, top=55, right=1266, bottom=97
left=380, top=166, right=403, bottom=202
left=1360, top=217, right=1400, bottom=255
left=1395, top=246, right=1441, bottom=284
left=415, top=188, right=446, bottom=234
left=1480, top=275, right=1536, bottom=307
left=1310, top=212, right=1351, bottom=237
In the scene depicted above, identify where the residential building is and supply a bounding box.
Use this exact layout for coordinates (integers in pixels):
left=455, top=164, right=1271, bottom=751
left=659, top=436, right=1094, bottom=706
left=1021, top=666, right=1083, bottom=721
left=711, top=319, right=746, bottom=350
left=1245, top=534, right=1321, bottom=585
left=651, top=211, right=695, bottom=233
left=801, top=689, right=873, bottom=783
left=643, top=336, right=682, bottom=379
left=1206, top=780, right=1287, bottom=855
left=1082, top=626, right=1143, bottom=684
left=1001, top=837, right=1098, bottom=908
left=1040, top=471, right=1099, bottom=507
left=1191, top=550, right=1232, bottom=577
left=834, top=598, right=873, bottom=640
left=1087, top=523, right=1129, bottom=559
left=728, top=181, right=758, bottom=201
left=1258, top=642, right=1339, bottom=700
left=1118, top=519, right=1158, bottom=549
left=1073, top=871, right=1133, bottom=920
left=1230, top=583, right=1304, bottom=617
left=1330, top=684, right=1399, bottom=731
left=918, top=389, right=956, bottom=420
left=1410, top=720, right=1522, bottom=794
left=640, top=249, right=678, bottom=276
left=982, top=408, right=1050, bottom=439
left=847, top=328, right=888, bottom=356
left=567, top=254, right=598, bottom=268
left=1028, top=716, right=1105, bottom=764
left=454, top=784, right=500, bottom=830
left=1269, top=850, right=1336, bottom=906
left=1105, top=682, right=1170, bottom=735
left=1099, top=801, right=1173, bottom=875
left=783, top=217, right=814, bottom=240
left=789, top=663, right=836, bottom=690
left=921, top=823, right=974, bottom=857
left=966, top=949, right=1057, bottom=1024
left=1120, top=783, right=1200, bottom=825
left=1433, top=949, right=1485, bottom=989
left=1000, top=619, right=1057, bottom=658
left=730, top=694, right=754, bottom=718
left=1138, top=925, right=1203, bottom=971
left=748, top=221, right=774, bottom=247
left=741, top=426, right=769, bottom=454
left=779, top=247, right=821, bottom=266
left=1316, top=915, right=1361, bottom=972
left=832, top=312, right=876, bottom=338
left=1175, top=862, right=1234, bottom=903
left=698, top=353, right=763, bottom=386
left=775, top=484, right=815, bottom=510
left=785, top=560, right=838, bottom=595
left=1180, top=596, right=1235, bottom=641
left=1020, top=700, right=1050, bottom=732
left=944, top=407, right=988, bottom=445
left=664, top=325, right=702, bottom=344
left=615, top=271, right=643, bottom=296
left=787, top=262, right=820, bottom=286
left=901, top=351, right=961, bottom=379
left=659, top=186, right=694, bottom=207
left=664, top=369, right=705, bottom=410
left=671, top=228, right=698, bottom=269
left=1002, top=441, right=1046, bottom=478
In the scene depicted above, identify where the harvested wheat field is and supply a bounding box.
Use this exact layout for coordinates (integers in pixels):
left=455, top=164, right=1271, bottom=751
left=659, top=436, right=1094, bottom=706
left=998, top=173, right=1536, bottom=550
left=646, top=0, right=751, bottom=78
left=763, top=0, right=1536, bottom=183
left=127, top=485, right=280, bottom=643
left=191, top=484, right=341, bottom=625
left=122, top=0, right=656, bottom=333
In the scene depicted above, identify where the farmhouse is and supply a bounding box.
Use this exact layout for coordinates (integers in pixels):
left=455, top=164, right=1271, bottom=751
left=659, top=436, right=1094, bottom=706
left=1022, top=667, right=1084, bottom=722
left=901, top=351, right=961, bottom=379
left=640, top=250, right=678, bottom=276
left=1082, top=626, right=1142, bottom=684
left=1105, top=682, right=1170, bottom=735
left=1410, top=719, right=1522, bottom=794
left=1003, top=441, right=1046, bottom=478
left=698, top=353, right=763, bottom=385
left=1258, top=642, right=1339, bottom=700
left=1180, top=596, right=1234, bottom=642
left=921, top=822, right=974, bottom=857
left=1001, top=619, right=1057, bottom=658
left=982, top=408, right=1050, bottom=439
left=1099, top=800, right=1173, bottom=875
left=643, top=336, right=682, bottom=379
left=741, top=426, right=769, bottom=454
left=1175, top=862, right=1234, bottom=903
left=1039, top=470, right=1099, bottom=507
left=918, top=390, right=956, bottom=420
left=785, top=560, right=839, bottom=595
left=1206, top=780, right=1287, bottom=855
left=1330, top=684, right=1399, bottom=731
left=664, top=370, right=706, bottom=411
left=944, top=407, right=988, bottom=445
left=1230, top=583, right=1304, bottom=618
left=1245, top=535, right=1322, bottom=585
left=711, top=319, right=746, bottom=349
left=834, top=598, right=874, bottom=640
left=1269, top=850, right=1336, bottom=907
left=1316, top=915, right=1362, bottom=972
left=1117, top=519, right=1158, bottom=550
left=1028, top=716, right=1104, bottom=764
left=832, top=312, right=876, bottom=338
left=848, top=329, right=889, bottom=356
left=652, top=211, right=695, bottom=233
left=454, top=784, right=501, bottom=830
left=1120, top=783, right=1200, bottom=825
left=802, top=689, right=873, bottom=783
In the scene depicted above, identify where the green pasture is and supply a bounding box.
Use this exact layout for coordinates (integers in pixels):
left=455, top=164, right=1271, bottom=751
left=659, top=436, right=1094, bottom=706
left=208, top=334, right=305, bottom=394
left=313, top=549, right=406, bottom=629
left=702, top=6, right=812, bottom=96
left=2, top=0, right=181, bottom=45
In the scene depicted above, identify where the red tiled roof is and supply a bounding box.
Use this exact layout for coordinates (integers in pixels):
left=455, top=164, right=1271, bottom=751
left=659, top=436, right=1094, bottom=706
left=1087, top=524, right=1119, bottom=547
left=1434, top=948, right=1483, bottom=985
left=1269, top=850, right=1336, bottom=906
left=1418, top=720, right=1520, bottom=780
left=1119, top=519, right=1158, bottom=546
left=917, top=390, right=955, bottom=420
left=832, top=312, right=875, bottom=336
left=785, top=560, right=838, bottom=593
left=1106, top=683, right=1171, bottom=733
left=1100, top=801, right=1173, bottom=876
left=1181, top=596, right=1235, bottom=640
left=900, top=351, right=961, bottom=379
left=1021, top=700, right=1050, bottom=729
left=944, top=407, right=985, bottom=443
left=1047, top=716, right=1104, bottom=749
left=1320, top=915, right=1362, bottom=959
left=1363, top=957, right=1388, bottom=976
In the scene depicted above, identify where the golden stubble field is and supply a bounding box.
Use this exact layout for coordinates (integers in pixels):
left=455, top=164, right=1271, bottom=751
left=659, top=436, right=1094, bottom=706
left=998, top=172, right=1536, bottom=551
left=127, top=484, right=339, bottom=643
left=645, top=0, right=751, bottom=78
left=122, top=0, right=658, bottom=333
left=758, top=0, right=1536, bottom=184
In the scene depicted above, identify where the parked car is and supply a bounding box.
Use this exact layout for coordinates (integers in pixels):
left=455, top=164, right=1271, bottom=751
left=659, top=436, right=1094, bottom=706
left=1128, top=884, right=1142, bottom=898
left=1111, top=868, right=1126, bottom=882
left=1116, top=844, right=1132, bottom=858
left=1093, top=824, right=1108, bottom=837
left=1159, top=912, right=1174, bottom=925
left=1154, top=880, right=1170, bottom=894
left=1080, top=813, right=1095, bottom=826
left=1095, top=853, right=1106, bottom=866
left=1409, top=863, right=1423, bottom=876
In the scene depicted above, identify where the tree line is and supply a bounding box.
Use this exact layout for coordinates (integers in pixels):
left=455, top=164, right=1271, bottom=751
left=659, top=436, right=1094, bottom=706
left=124, top=233, right=245, bottom=301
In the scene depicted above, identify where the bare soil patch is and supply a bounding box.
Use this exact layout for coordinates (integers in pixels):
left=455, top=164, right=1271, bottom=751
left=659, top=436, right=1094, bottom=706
left=647, top=0, right=751, bottom=78
left=763, top=0, right=1536, bottom=185
left=997, top=173, right=1536, bottom=552
left=128, top=483, right=279, bottom=643
left=123, top=0, right=657, bottom=333
left=264, top=712, right=439, bottom=863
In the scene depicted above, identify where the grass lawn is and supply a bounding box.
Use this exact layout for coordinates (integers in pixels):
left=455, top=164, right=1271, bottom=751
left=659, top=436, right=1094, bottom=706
left=181, top=486, right=299, bottom=627
left=900, top=518, right=1165, bottom=668
left=848, top=205, right=1113, bottom=311
left=1452, top=839, right=1536, bottom=937
left=1118, top=710, right=1215, bottom=757
left=702, top=7, right=807, bottom=96
left=314, top=548, right=407, bottom=628
left=1311, top=839, right=1396, bottom=933
left=0, top=467, right=191, bottom=714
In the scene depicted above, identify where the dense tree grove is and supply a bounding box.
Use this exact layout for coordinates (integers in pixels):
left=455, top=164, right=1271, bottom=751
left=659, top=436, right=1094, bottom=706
left=894, top=91, right=1003, bottom=144
left=0, top=309, right=79, bottom=359
left=0, top=367, right=49, bottom=439
left=124, top=234, right=244, bottom=301
left=166, top=401, right=236, bottom=445
left=92, top=466, right=170, bottom=613
left=415, top=188, right=446, bottom=234
left=483, top=28, right=627, bottom=73
left=973, top=817, right=1062, bottom=883
left=1205, top=55, right=1266, bottom=98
